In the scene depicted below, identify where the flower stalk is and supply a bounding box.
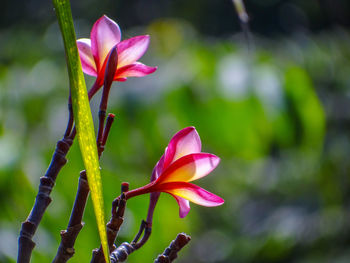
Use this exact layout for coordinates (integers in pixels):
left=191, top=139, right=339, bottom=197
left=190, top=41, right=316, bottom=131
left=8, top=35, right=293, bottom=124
left=154, top=233, right=191, bottom=263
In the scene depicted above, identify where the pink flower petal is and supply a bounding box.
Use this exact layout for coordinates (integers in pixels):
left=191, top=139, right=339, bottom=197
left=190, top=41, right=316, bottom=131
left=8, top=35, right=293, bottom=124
left=151, top=154, right=165, bottom=182
left=91, top=15, right=121, bottom=71
left=158, top=153, right=220, bottom=184
left=170, top=194, right=191, bottom=218
left=153, top=182, right=224, bottom=207
left=163, top=127, right=202, bottom=170
left=147, top=154, right=165, bottom=223
left=117, top=35, right=150, bottom=68
left=77, top=38, right=97, bottom=76
left=114, top=62, right=157, bottom=79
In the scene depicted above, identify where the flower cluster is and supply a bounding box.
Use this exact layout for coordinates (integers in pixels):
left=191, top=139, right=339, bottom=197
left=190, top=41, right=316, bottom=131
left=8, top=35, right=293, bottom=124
left=77, top=16, right=223, bottom=219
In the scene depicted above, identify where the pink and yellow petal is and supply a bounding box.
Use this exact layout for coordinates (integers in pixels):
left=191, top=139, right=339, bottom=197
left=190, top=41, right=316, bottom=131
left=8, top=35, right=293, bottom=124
left=159, top=153, right=220, bottom=184
left=156, top=182, right=224, bottom=207
left=117, top=35, right=150, bottom=68
left=114, top=62, right=157, bottom=79
left=163, top=127, right=202, bottom=169
left=77, top=38, right=97, bottom=76
left=91, top=15, right=121, bottom=70
left=170, top=194, right=191, bottom=218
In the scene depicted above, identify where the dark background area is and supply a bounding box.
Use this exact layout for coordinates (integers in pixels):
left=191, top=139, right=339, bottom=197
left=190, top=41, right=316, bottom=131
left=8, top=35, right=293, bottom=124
left=2, top=0, right=350, bottom=35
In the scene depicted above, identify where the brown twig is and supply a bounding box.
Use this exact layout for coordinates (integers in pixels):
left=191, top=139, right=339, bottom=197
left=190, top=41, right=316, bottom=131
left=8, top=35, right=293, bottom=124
left=17, top=78, right=102, bottom=263
left=91, top=183, right=129, bottom=263
left=110, top=242, right=135, bottom=263
left=97, top=110, right=106, bottom=157
left=108, top=217, right=152, bottom=262
left=53, top=114, right=115, bottom=263
left=102, top=114, right=115, bottom=147
left=154, top=233, right=191, bottom=263
left=109, top=232, right=191, bottom=263
left=18, top=136, right=73, bottom=263
left=52, top=171, right=89, bottom=263
left=131, top=220, right=152, bottom=250
left=64, top=102, right=74, bottom=138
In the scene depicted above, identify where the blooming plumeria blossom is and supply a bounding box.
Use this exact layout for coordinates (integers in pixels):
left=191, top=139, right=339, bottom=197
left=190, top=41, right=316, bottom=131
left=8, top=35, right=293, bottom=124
left=76, top=15, right=157, bottom=98
left=125, top=127, right=224, bottom=218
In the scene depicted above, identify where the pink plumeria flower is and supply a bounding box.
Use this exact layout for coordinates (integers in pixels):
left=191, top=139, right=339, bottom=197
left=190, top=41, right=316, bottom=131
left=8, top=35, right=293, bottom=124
left=76, top=15, right=157, bottom=98
left=125, top=127, right=224, bottom=218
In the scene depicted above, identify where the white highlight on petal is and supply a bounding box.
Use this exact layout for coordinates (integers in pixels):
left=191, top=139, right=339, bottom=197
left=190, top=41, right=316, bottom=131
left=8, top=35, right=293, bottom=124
left=77, top=38, right=97, bottom=76
left=91, top=15, right=121, bottom=70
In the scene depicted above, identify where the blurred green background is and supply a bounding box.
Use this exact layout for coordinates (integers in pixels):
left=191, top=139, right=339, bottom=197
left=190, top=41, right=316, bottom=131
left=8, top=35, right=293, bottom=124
left=1, top=0, right=350, bottom=262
